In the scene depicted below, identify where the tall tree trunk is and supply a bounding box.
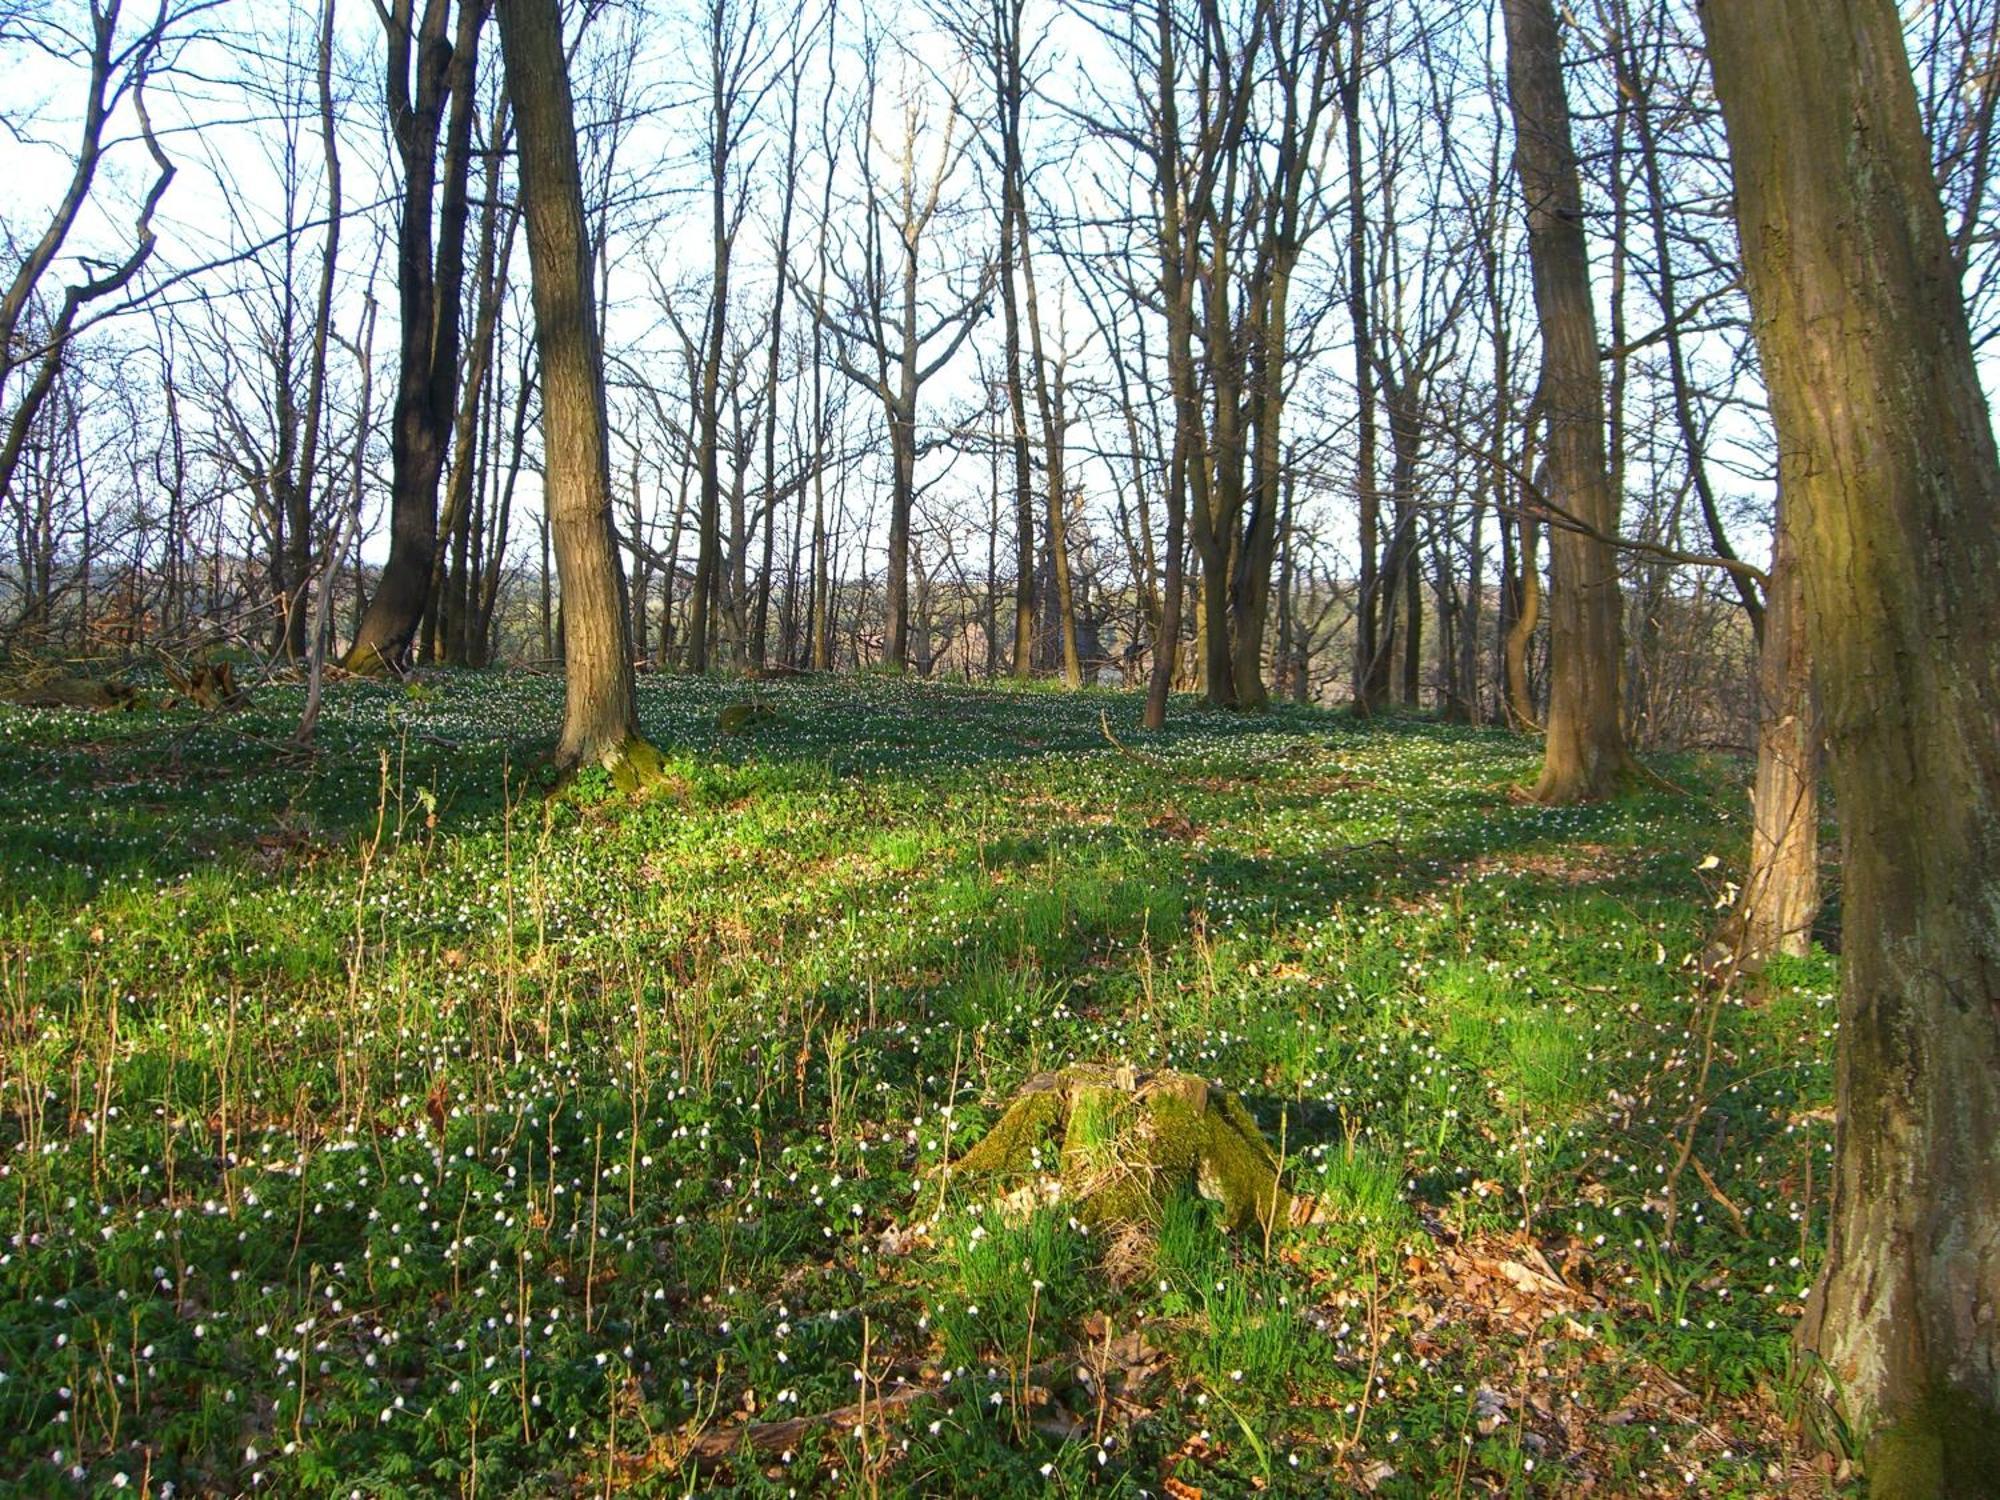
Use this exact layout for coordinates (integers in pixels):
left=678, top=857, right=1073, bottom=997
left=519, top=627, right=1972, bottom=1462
left=753, top=65, right=801, bottom=673
left=1703, top=0, right=2000, bottom=1483
left=885, top=380, right=916, bottom=670
left=992, top=0, right=1038, bottom=680
left=808, top=87, right=836, bottom=676
left=1144, top=424, right=1189, bottom=732
left=1342, top=0, right=1381, bottom=713
left=432, top=101, right=515, bottom=666
left=474, top=338, right=529, bottom=666
left=1380, top=381, right=1422, bottom=707
left=688, top=137, right=729, bottom=674
left=286, top=0, right=343, bottom=664
left=1017, top=226, right=1081, bottom=688
left=1619, top=13, right=1763, bottom=642
left=1502, top=0, right=1630, bottom=801
left=1400, top=528, right=1422, bottom=706
left=347, top=0, right=489, bottom=672
left=1502, top=426, right=1544, bottom=731
left=499, top=0, right=655, bottom=777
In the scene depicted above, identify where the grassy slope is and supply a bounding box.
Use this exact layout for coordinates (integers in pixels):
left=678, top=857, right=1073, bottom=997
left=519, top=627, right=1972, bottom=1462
left=0, top=675, right=1840, bottom=1497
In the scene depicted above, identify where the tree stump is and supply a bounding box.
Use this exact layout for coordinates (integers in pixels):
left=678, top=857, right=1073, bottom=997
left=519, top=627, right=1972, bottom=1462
left=951, top=1065, right=1289, bottom=1235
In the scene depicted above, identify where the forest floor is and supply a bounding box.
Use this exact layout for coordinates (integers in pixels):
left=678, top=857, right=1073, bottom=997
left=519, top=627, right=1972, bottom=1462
left=0, top=673, right=1849, bottom=1498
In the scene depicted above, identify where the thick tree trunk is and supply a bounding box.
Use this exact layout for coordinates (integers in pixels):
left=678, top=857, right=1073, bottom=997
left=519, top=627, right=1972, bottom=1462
left=498, top=0, right=654, bottom=780
left=1735, top=511, right=1820, bottom=965
left=1703, top=1, right=2000, bottom=1486
left=1502, top=0, right=1630, bottom=801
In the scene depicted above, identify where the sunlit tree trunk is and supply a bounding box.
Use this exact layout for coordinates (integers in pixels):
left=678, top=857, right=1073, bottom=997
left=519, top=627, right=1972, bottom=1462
left=1703, top=0, right=2000, bottom=1484
left=497, top=0, right=657, bottom=780
left=1502, top=0, right=1630, bottom=800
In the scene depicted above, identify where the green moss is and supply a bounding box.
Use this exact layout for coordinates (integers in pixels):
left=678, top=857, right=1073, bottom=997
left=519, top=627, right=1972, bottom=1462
left=1198, top=1090, right=1288, bottom=1234
left=953, top=1086, right=1063, bottom=1175
left=604, top=734, right=669, bottom=793
left=1137, top=1076, right=1209, bottom=1181
left=1866, top=1388, right=2000, bottom=1500
left=1062, top=1082, right=1151, bottom=1223
left=717, top=700, right=780, bottom=735
left=340, top=641, right=395, bottom=676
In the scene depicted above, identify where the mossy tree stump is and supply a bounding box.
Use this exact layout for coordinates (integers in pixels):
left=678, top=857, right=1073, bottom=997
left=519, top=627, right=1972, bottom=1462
left=952, top=1065, right=1289, bottom=1236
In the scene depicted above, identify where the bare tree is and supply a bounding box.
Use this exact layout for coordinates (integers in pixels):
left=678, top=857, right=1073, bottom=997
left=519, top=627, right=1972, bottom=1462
left=685, top=0, right=784, bottom=673
left=0, top=0, right=184, bottom=514
left=800, top=36, right=992, bottom=672
left=344, top=0, right=491, bottom=671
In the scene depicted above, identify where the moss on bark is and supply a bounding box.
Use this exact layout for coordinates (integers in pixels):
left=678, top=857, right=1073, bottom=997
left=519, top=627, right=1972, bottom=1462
left=1865, top=1388, right=2000, bottom=1500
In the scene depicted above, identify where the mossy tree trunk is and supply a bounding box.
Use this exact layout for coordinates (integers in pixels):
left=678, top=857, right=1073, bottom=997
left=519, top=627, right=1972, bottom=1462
left=1501, top=0, right=1631, bottom=801
left=1703, top=0, right=2000, bottom=1486
left=497, top=0, right=654, bottom=779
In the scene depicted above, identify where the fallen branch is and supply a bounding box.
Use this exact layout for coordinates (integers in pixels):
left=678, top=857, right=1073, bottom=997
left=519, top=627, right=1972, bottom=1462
left=680, top=1357, right=1072, bottom=1466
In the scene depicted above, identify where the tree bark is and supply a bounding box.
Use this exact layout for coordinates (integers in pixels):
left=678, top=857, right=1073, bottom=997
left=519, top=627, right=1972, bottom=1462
left=497, top=0, right=655, bottom=780
left=989, top=0, right=1039, bottom=680
left=347, top=0, right=489, bottom=672
left=1016, top=202, right=1082, bottom=688
left=1734, top=507, right=1819, bottom=966
left=431, top=97, right=515, bottom=666
left=1502, top=0, right=1631, bottom=800
left=1342, top=0, right=1382, bottom=713
left=1702, top=0, right=2000, bottom=1485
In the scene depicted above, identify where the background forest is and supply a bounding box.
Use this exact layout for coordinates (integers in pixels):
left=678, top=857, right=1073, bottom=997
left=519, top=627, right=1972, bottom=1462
left=8, top=0, right=1993, bottom=737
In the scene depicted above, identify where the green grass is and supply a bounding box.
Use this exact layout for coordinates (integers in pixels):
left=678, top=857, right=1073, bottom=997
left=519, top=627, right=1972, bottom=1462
left=0, top=673, right=1840, bottom=1495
